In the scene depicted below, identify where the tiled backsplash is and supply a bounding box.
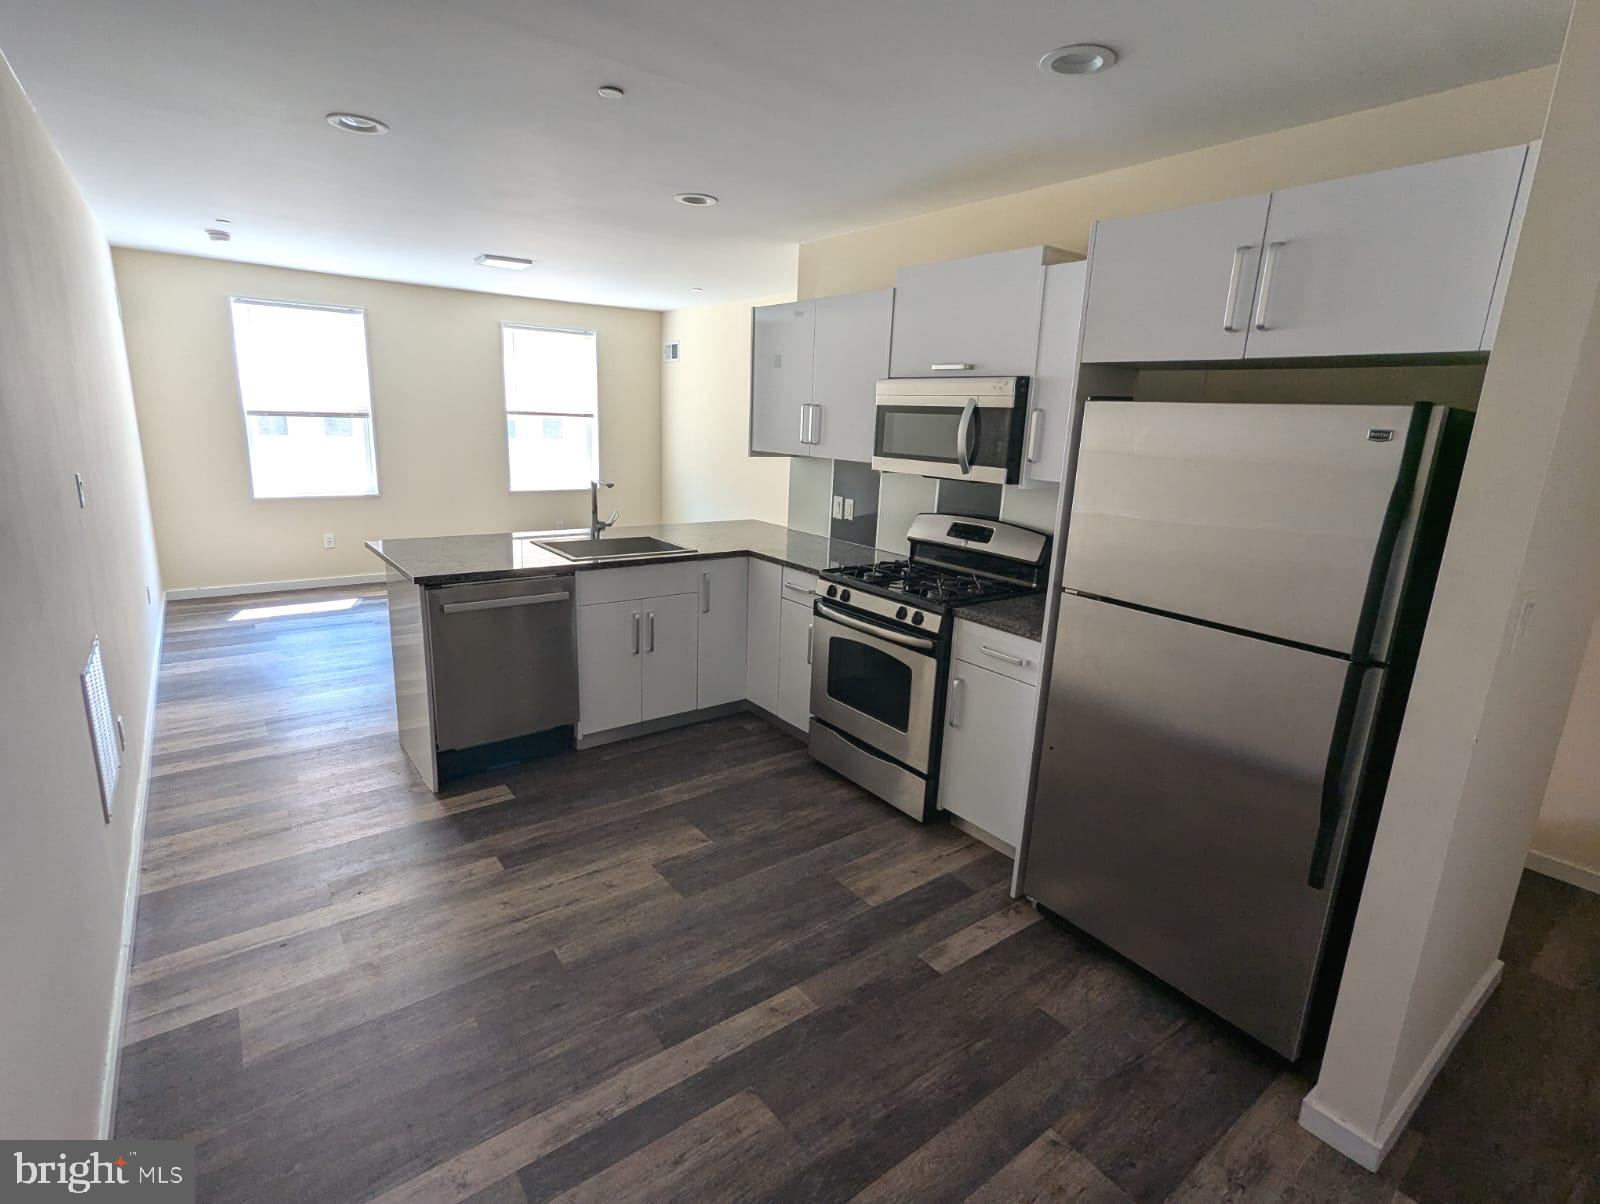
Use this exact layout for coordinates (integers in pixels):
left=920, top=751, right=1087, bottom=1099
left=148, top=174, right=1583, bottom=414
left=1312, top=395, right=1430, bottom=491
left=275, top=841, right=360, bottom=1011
left=787, top=457, right=1060, bottom=555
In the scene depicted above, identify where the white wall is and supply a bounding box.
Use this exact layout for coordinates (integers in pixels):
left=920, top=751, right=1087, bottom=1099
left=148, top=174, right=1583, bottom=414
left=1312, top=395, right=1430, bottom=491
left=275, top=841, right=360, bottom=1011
left=659, top=295, right=790, bottom=525
left=1304, top=0, right=1600, bottom=1166
left=114, top=250, right=664, bottom=592
left=1530, top=605, right=1600, bottom=888
left=0, top=53, right=163, bottom=1136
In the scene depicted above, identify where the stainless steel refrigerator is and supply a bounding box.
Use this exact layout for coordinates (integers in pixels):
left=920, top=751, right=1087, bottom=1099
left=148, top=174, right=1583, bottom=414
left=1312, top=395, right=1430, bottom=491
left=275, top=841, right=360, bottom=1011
left=1022, top=399, right=1472, bottom=1059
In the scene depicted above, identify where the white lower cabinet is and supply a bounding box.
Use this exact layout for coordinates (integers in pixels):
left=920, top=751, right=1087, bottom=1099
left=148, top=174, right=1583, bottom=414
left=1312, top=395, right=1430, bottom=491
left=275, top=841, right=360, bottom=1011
left=938, top=655, right=1040, bottom=850
left=745, top=559, right=781, bottom=713
left=695, top=558, right=748, bottom=709
left=776, top=597, right=814, bottom=732
left=577, top=584, right=699, bottom=737
left=577, top=599, right=644, bottom=735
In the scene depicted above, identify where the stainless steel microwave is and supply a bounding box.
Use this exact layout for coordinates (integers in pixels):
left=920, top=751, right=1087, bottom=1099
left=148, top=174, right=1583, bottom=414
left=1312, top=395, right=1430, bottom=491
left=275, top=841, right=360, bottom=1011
left=871, top=376, right=1030, bottom=484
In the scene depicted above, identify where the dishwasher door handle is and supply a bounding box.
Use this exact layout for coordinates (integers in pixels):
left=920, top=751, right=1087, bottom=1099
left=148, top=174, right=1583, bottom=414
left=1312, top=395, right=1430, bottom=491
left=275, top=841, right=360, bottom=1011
left=440, top=591, right=571, bottom=615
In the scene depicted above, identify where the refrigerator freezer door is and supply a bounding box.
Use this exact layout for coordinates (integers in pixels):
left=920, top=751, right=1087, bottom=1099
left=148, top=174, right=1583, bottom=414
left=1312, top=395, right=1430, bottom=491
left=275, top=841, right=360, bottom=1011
left=1064, top=400, right=1426, bottom=657
left=1024, top=593, right=1380, bottom=1058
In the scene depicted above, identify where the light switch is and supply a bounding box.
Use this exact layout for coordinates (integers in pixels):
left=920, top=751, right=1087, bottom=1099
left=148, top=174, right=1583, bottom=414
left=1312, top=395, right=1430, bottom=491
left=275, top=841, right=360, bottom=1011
left=831, top=495, right=844, bottom=519
left=843, top=498, right=855, bottom=521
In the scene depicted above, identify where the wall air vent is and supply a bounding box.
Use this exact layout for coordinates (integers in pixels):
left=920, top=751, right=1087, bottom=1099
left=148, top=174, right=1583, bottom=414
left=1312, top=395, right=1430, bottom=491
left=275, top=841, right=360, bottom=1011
left=81, top=637, right=120, bottom=822
left=663, top=342, right=681, bottom=363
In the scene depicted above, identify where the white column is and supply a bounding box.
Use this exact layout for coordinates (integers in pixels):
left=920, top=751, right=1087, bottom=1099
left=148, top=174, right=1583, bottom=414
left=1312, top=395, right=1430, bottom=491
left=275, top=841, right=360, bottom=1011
left=1302, top=0, right=1600, bottom=1169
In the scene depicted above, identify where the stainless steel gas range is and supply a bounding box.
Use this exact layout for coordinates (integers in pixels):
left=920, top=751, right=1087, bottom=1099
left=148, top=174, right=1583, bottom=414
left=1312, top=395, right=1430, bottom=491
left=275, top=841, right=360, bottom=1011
left=807, top=513, right=1050, bottom=822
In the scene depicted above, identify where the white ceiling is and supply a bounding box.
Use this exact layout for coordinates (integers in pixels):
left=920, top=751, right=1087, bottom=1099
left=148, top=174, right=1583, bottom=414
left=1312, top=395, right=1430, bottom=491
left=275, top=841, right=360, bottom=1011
left=0, top=0, right=1570, bottom=310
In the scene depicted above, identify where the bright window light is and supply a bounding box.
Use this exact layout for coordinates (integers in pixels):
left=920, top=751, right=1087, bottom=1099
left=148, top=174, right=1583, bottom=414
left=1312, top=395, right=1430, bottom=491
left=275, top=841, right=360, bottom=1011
left=230, top=298, right=379, bottom=498
left=229, top=597, right=361, bottom=622
left=502, top=323, right=598, bottom=492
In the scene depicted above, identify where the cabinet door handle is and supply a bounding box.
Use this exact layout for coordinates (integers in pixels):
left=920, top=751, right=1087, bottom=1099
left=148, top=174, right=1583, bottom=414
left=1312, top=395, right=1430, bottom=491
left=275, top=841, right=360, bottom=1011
left=700, top=572, right=711, bottom=614
left=799, top=404, right=811, bottom=445
left=956, top=398, right=977, bottom=475
left=809, top=403, right=823, bottom=447
left=1024, top=409, right=1043, bottom=464
left=646, top=611, right=656, bottom=653
left=948, top=676, right=964, bottom=728
left=631, top=611, right=641, bottom=655
left=931, top=363, right=974, bottom=372
left=807, top=623, right=814, bottom=665
left=1222, top=244, right=1254, bottom=333
left=980, top=644, right=1028, bottom=667
left=1253, top=241, right=1287, bottom=332
left=782, top=581, right=813, bottom=597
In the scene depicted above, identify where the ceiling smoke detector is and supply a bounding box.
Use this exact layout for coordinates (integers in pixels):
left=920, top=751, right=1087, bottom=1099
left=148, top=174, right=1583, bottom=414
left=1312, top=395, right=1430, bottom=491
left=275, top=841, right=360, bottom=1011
left=1039, top=43, right=1118, bottom=76
left=674, top=192, right=718, bottom=207
left=325, top=112, right=390, bottom=135
left=205, top=228, right=232, bottom=242
left=475, top=253, right=533, bottom=270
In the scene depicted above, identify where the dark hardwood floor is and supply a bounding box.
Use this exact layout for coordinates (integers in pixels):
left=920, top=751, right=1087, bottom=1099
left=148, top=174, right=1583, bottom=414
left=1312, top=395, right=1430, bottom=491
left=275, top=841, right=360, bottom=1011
left=116, top=586, right=1600, bottom=1203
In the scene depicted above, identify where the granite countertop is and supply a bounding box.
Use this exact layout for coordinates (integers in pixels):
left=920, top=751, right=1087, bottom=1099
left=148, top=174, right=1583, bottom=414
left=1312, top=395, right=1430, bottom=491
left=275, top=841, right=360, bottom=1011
left=959, top=592, right=1047, bottom=641
left=366, top=520, right=888, bottom=587
left=367, top=519, right=1047, bottom=638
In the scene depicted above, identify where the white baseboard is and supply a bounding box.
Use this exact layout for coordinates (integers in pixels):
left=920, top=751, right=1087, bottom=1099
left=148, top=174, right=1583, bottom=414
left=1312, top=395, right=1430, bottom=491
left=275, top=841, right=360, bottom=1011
left=1526, top=849, right=1600, bottom=894
left=1299, top=957, right=1504, bottom=1171
left=165, top=571, right=386, bottom=601
left=98, top=596, right=165, bottom=1138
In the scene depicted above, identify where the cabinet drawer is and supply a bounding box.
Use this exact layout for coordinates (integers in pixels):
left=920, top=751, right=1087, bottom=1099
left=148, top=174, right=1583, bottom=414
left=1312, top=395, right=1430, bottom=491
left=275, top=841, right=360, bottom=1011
left=953, top=619, right=1043, bottom=686
left=576, top=561, right=699, bottom=606
left=780, top=565, right=818, bottom=603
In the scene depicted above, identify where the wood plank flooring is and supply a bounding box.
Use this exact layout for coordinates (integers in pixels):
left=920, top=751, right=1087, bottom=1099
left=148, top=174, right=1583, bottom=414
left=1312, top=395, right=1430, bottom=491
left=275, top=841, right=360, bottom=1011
left=117, top=585, right=1600, bottom=1203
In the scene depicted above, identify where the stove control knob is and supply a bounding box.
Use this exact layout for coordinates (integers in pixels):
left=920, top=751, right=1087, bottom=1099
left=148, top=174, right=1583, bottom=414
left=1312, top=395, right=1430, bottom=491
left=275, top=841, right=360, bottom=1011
left=895, top=606, right=908, bottom=621
left=911, top=611, right=925, bottom=626
left=840, top=589, right=851, bottom=603
left=826, top=585, right=838, bottom=598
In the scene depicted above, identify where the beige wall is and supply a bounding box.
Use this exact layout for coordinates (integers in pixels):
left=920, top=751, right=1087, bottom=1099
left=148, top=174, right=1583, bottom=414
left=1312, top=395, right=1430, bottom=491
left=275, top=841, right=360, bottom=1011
left=1533, top=608, right=1600, bottom=884
left=114, top=251, right=664, bottom=592
left=797, top=67, right=1556, bottom=298
left=0, top=54, right=163, bottom=1135
left=660, top=295, right=791, bottom=525
left=1306, top=0, right=1600, bottom=1164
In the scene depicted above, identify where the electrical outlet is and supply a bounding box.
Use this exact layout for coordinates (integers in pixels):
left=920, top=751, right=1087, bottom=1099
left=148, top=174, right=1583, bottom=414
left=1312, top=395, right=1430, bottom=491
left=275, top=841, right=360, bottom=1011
left=323, top=533, right=336, bottom=549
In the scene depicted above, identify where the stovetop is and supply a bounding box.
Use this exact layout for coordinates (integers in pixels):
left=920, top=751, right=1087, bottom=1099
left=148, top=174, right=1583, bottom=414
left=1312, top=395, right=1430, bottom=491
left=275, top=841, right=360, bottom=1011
left=823, top=559, right=1026, bottom=609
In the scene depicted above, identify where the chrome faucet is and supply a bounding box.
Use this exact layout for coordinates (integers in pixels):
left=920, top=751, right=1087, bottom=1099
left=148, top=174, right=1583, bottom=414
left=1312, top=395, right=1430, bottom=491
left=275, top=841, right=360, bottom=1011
left=590, top=479, right=618, bottom=540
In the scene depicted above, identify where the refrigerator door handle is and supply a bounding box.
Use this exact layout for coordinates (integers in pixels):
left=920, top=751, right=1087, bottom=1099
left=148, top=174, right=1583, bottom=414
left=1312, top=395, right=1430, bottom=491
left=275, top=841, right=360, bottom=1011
left=1308, top=665, right=1384, bottom=889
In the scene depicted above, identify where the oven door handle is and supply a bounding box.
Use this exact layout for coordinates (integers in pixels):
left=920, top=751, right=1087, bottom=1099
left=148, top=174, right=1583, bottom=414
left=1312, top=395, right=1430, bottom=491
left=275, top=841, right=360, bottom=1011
left=815, top=602, right=936, bottom=652
left=955, top=397, right=977, bottom=476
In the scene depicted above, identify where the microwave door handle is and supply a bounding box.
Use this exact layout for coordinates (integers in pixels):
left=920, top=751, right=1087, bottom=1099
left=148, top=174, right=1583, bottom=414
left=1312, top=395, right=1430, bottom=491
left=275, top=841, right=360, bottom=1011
left=955, top=398, right=977, bottom=475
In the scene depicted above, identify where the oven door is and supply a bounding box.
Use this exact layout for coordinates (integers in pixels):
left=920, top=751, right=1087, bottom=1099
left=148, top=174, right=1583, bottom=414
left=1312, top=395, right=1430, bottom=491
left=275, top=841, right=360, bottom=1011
left=810, top=602, right=940, bottom=772
left=871, top=378, right=1025, bottom=484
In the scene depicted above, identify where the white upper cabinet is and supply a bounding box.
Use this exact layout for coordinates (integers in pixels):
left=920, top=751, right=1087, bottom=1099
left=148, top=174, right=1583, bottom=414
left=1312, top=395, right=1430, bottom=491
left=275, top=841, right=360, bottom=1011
left=1081, top=145, right=1530, bottom=364
left=890, top=246, right=1064, bottom=379
left=810, top=288, right=893, bottom=463
left=1022, top=261, right=1088, bottom=487
left=1483, top=141, right=1540, bottom=351
left=750, top=301, right=815, bottom=457
left=696, top=558, right=749, bottom=710
left=1081, top=194, right=1272, bottom=363
left=1244, top=145, right=1528, bottom=359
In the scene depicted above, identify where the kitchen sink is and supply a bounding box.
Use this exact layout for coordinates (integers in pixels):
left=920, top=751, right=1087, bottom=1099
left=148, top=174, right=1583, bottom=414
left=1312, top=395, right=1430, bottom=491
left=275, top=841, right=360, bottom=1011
left=533, top=535, right=692, bottom=561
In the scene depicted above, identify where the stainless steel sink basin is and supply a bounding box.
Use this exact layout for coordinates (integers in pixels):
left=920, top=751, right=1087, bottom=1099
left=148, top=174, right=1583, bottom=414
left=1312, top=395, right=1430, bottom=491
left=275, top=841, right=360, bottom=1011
left=533, top=535, right=692, bottom=561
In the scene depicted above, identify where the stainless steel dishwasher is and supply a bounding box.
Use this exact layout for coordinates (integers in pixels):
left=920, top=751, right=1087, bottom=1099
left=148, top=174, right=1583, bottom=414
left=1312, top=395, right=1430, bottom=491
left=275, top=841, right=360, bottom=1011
left=425, top=575, right=578, bottom=755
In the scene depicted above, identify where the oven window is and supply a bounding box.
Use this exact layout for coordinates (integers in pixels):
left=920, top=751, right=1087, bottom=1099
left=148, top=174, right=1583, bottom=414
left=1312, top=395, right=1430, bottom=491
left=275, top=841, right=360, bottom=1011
left=876, top=406, right=1012, bottom=467
left=827, top=637, right=913, bottom=731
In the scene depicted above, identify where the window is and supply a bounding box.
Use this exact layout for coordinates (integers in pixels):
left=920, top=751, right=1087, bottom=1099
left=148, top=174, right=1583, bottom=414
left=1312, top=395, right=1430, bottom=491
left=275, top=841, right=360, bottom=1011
left=229, top=298, right=378, bottom=498
left=502, top=323, right=598, bottom=491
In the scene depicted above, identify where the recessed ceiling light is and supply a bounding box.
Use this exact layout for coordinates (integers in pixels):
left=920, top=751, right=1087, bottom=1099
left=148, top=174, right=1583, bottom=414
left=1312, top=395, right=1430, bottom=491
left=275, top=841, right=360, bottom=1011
left=326, top=112, right=389, bottom=135
left=205, top=228, right=232, bottom=242
left=597, top=84, right=625, bottom=99
left=674, top=192, right=718, bottom=207
left=1039, top=43, right=1118, bottom=76
left=692, top=287, right=704, bottom=293
left=475, top=253, right=533, bottom=270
